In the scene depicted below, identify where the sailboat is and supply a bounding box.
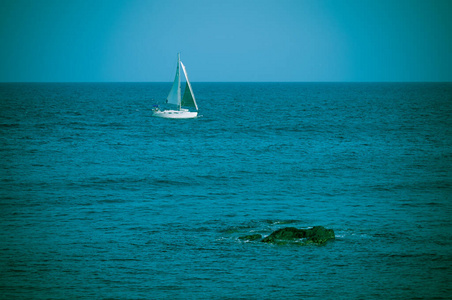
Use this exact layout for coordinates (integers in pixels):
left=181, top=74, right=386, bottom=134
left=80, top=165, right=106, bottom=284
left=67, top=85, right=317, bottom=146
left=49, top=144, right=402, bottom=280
left=152, top=53, right=198, bottom=119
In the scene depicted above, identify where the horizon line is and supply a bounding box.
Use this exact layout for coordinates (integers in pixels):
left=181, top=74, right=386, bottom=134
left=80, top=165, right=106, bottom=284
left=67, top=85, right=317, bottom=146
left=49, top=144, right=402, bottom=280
left=1, top=81, right=452, bottom=84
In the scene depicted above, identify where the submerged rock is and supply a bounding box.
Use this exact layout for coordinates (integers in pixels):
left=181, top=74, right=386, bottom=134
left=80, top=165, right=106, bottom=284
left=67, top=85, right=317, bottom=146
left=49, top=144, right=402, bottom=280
left=238, top=234, right=263, bottom=241
left=261, top=226, right=335, bottom=245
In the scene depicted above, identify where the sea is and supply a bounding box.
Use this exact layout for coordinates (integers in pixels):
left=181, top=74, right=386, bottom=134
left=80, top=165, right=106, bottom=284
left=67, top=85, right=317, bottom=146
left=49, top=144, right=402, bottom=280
left=0, top=82, right=451, bottom=299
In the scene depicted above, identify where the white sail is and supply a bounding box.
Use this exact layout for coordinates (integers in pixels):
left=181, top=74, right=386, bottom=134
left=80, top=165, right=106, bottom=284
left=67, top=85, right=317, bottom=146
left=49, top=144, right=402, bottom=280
left=166, top=53, right=181, bottom=106
left=180, top=61, right=198, bottom=110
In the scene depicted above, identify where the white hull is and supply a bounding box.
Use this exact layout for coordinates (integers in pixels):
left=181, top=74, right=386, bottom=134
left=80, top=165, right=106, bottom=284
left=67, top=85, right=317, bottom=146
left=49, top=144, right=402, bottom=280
left=152, top=109, right=198, bottom=119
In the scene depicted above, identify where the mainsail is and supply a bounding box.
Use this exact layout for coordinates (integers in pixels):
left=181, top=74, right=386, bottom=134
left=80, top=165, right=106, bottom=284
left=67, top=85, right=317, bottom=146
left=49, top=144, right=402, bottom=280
left=180, top=62, right=198, bottom=110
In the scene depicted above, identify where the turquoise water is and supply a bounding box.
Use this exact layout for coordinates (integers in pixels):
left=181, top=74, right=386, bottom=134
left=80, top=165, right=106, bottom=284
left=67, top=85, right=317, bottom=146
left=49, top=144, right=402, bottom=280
left=1, top=82, right=451, bottom=299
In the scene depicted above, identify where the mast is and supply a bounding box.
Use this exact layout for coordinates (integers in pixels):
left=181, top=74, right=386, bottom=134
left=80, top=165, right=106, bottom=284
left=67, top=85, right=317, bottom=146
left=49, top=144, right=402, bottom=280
left=177, top=53, right=181, bottom=110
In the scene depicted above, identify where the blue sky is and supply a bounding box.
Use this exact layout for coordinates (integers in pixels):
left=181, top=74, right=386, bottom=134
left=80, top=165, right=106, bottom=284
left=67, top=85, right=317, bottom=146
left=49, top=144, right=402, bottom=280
left=0, top=0, right=451, bottom=82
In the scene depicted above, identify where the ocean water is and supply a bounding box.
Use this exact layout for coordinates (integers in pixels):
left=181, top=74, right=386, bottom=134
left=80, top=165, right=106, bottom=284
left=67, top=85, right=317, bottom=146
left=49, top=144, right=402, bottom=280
left=0, top=82, right=451, bottom=299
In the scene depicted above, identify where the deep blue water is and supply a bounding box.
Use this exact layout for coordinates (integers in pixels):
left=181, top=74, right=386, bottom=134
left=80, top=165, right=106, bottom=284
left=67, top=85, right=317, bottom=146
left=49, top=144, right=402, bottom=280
left=0, top=82, right=451, bottom=299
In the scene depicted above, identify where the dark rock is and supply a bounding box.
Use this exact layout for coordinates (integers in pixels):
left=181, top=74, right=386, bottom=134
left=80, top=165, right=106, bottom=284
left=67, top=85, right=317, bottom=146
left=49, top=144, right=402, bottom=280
left=261, top=226, right=335, bottom=245
left=238, top=234, right=263, bottom=241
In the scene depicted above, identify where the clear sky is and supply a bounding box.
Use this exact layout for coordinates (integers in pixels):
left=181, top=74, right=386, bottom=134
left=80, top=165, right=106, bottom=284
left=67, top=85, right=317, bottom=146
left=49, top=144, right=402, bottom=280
left=0, top=0, right=451, bottom=82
